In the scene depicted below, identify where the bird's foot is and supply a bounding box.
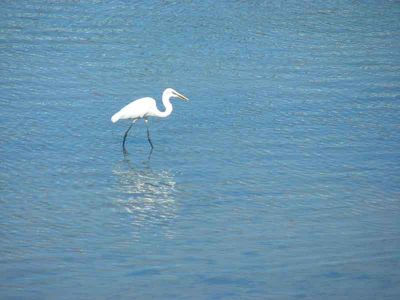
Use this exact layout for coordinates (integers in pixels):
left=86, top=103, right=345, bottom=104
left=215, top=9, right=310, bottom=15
left=147, top=148, right=153, bottom=160
left=123, top=147, right=129, bottom=155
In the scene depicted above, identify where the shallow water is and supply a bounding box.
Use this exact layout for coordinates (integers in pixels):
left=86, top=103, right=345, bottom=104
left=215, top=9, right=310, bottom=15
left=1, top=1, right=400, bottom=299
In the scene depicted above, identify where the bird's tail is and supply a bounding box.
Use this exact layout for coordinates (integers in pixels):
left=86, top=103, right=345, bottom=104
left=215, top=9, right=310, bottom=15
left=111, top=111, right=120, bottom=123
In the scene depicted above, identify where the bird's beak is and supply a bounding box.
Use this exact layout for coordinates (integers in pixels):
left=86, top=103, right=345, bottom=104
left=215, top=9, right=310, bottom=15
left=174, top=91, right=189, bottom=101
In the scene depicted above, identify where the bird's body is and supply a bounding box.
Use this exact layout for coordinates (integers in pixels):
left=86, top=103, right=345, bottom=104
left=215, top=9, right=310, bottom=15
left=111, top=97, right=159, bottom=122
left=111, top=88, right=189, bottom=153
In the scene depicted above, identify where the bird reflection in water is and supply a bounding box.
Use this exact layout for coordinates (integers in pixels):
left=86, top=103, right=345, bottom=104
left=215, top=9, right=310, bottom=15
left=112, top=157, right=178, bottom=239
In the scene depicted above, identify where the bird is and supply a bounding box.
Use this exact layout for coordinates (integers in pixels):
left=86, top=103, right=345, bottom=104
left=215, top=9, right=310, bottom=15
left=111, top=88, right=189, bottom=153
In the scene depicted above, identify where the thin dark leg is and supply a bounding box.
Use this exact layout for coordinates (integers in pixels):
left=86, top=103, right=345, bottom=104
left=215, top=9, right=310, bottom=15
left=146, top=127, right=154, bottom=160
left=147, top=146, right=153, bottom=161
left=144, top=119, right=154, bottom=150
left=146, top=127, right=154, bottom=149
left=122, top=122, right=134, bottom=153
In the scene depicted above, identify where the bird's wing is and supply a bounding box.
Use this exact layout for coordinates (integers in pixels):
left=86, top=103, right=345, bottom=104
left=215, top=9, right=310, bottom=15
left=115, top=97, right=157, bottom=120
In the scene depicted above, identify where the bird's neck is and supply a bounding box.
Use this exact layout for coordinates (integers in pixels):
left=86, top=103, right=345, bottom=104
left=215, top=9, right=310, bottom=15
left=156, top=92, right=173, bottom=118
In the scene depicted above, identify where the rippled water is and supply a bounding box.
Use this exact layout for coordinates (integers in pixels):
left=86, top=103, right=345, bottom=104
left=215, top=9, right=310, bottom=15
left=1, top=1, right=400, bottom=299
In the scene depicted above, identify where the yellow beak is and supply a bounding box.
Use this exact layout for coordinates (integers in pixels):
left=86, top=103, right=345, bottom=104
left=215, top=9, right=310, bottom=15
left=174, top=91, right=189, bottom=101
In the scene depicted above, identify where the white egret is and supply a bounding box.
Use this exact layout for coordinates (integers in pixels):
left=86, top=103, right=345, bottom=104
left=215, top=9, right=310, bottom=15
left=111, top=88, right=189, bottom=153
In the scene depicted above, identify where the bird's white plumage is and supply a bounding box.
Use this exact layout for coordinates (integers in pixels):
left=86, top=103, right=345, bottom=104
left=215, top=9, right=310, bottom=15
left=111, top=97, right=157, bottom=123
left=111, top=88, right=188, bottom=123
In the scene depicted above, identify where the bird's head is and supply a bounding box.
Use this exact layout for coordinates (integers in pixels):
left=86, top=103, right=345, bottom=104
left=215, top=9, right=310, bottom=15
left=164, top=88, right=189, bottom=101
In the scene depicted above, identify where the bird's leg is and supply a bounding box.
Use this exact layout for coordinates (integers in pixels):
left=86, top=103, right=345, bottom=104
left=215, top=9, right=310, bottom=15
left=122, top=120, right=135, bottom=153
left=146, top=128, right=154, bottom=149
left=144, top=119, right=154, bottom=150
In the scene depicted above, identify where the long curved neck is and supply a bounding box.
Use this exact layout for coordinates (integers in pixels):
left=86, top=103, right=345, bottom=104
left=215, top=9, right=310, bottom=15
left=154, top=91, right=173, bottom=118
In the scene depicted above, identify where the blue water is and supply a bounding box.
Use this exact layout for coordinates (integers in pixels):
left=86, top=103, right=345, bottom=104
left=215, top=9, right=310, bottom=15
left=1, top=1, right=400, bottom=299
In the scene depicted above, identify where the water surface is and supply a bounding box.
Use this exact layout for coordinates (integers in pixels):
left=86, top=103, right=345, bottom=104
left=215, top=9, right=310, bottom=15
left=1, top=1, right=400, bottom=299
